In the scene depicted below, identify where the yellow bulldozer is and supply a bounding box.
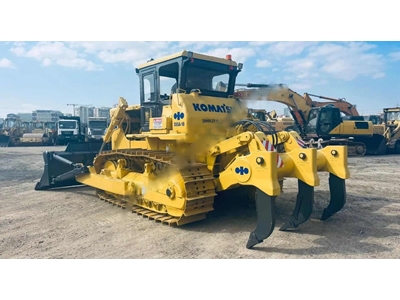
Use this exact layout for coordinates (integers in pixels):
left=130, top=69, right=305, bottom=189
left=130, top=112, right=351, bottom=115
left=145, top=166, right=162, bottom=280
left=34, top=50, right=350, bottom=249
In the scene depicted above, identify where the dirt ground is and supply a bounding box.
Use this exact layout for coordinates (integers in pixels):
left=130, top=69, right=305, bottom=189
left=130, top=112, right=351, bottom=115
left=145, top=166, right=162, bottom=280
left=0, top=145, right=399, bottom=259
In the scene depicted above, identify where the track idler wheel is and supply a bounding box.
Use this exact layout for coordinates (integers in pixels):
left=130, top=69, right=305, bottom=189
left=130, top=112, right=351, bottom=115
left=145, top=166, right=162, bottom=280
left=279, top=180, right=314, bottom=231
left=321, top=174, right=346, bottom=220
left=246, top=188, right=276, bottom=249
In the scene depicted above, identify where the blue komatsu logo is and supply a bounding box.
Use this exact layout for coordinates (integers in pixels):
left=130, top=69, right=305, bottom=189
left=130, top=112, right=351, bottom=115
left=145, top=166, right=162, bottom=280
left=192, top=103, right=234, bottom=113
left=174, top=112, right=185, bottom=120
left=235, top=166, right=249, bottom=175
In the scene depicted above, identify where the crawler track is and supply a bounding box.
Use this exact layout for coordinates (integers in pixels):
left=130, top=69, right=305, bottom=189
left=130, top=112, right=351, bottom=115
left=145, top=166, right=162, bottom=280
left=93, top=149, right=217, bottom=226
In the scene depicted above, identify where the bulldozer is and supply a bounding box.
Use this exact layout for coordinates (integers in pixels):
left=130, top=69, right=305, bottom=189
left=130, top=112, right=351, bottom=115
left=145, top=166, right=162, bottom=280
left=34, top=50, right=350, bottom=249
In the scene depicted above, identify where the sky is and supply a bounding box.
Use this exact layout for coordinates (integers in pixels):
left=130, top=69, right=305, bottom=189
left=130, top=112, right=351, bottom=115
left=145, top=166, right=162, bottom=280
left=1, top=2, right=399, bottom=120
left=3, top=40, right=400, bottom=118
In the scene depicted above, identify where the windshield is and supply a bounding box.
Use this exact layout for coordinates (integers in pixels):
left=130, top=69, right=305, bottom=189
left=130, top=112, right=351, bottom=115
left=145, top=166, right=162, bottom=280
left=387, top=111, right=400, bottom=121
left=59, top=120, right=77, bottom=129
left=186, top=65, right=230, bottom=92
left=5, top=119, right=16, bottom=128
left=46, top=122, right=56, bottom=130
left=183, top=60, right=236, bottom=97
left=88, top=121, right=107, bottom=128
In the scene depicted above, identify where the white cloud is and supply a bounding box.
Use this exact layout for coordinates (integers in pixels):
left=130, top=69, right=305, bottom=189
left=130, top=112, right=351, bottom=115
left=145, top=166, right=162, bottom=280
left=68, top=42, right=139, bottom=53
left=0, top=58, right=15, bottom=68
left=42, top=58, right=52, bottom=66
left=176, top=41, right=233, bottom=51
left=307, top=42, right=384, bottom=81
left=256, top=59, right=271, bottom=68
left=285, top=58, right=315, bottom=71
left=388, top=51, right=400, bottom=61
left=10, top=46, right=25, bottom=55
left=10, top=41, right=102, bottom=71
left=372, top=72, right=385, bottom=79
left=204, top=47, right=256, bottom=64
left=266, top=42, right=317, bottom=57
left=248, top=41, right=276, bottom=46
left=92, top=42, right=175, bottom=66
left=289, top=82, right=312, bottom=91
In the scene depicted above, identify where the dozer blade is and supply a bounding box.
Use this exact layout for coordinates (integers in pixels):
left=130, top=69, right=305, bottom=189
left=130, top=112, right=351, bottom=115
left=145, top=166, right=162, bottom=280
left=246, top=188, right=276, bottom=249
left=279, top=180, right=314, bottom=231
left=356, top=134, right=387, bottom=155
left=321, top=173, right=346, bottom=221
left=0, top=135, right=10, bottom=147
left=34, top=141, right=108, bottom=190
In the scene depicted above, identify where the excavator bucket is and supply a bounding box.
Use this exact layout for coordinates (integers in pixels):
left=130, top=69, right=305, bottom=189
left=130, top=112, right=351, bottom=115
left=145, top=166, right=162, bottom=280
left=0, top=134, right=10, bottom=147
left=34, top=141, right=109, bottom=190
left=357, top=134, right=388, bottom=155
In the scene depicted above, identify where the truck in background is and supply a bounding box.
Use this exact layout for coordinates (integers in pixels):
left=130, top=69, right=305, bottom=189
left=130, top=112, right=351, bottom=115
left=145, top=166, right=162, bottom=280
left=55, top=116, right=85, bottom=145
left=85, top=117, right=108, bottom=142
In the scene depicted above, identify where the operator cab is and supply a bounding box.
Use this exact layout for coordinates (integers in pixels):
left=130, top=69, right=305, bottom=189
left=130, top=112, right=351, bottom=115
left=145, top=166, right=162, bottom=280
left=135, top=51, right=243, bottom=131
left=305, top=106, right=343, bottom=137
left=365, top=115, right=382, bottom=124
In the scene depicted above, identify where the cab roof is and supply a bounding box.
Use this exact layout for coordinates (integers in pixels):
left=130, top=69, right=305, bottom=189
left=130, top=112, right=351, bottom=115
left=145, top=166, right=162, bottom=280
left=136, top=50, right=238, bottom=70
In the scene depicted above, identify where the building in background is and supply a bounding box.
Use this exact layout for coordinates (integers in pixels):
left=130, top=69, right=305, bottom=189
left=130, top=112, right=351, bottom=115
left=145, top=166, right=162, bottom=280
left=94, top=107, right=112, bottom=122
left=17, top=113, right=33, bottom=123
left=32, top=110, right=63, bottom=122
left=74, top=106, right=94, bottom=124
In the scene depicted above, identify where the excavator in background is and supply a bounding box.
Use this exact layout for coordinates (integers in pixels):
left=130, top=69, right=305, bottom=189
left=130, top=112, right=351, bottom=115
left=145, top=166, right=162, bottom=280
left=303, top=93, right=361, bottom=117
left=305, top=93, right=400, bottom=153
left=246, top=92, right=360, bottom=134
left=234, top=83, right=387, bottom=156
left=34, top=50, right=350, bottom=249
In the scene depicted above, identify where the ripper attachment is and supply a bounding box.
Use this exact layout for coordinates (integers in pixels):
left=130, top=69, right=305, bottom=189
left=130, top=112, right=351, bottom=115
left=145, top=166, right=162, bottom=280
left=246, top=189, right=277, bottom=249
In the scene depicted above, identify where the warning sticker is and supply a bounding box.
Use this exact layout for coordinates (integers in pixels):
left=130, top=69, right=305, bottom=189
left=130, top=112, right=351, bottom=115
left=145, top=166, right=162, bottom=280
left=152, top=118, right=163, bottom=129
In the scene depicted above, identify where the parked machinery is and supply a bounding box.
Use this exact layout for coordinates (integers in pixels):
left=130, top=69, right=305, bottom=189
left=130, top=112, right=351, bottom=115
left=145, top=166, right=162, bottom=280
left=17, top=121, right=55, bottom=146
left=85, top=117, right=108, bottom=142
left=248, top=108, right=298, bottom=132
left=0, top=114, right=24, bottom=147
left=381, top=107, right=400, bottom=153
left=234, top=84, right=386, bottom=156
left=34, top=51, right=350, bottom=249
left=54, top=116, right=85, bottom=145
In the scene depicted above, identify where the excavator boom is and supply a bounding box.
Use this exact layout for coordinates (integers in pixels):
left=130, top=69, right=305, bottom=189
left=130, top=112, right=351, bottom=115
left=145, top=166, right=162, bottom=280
left=304, top=93, right=360, bottom=116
